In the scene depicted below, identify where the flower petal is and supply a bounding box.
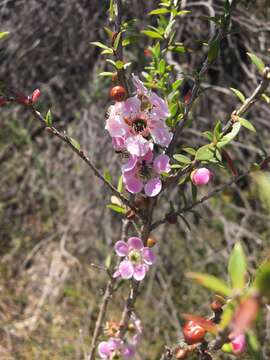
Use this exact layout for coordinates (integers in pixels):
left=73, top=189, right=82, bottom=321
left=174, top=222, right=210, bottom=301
left=150, top=120, right=173, bottom=147
left=126, top=135, right=153, bottom=157
left=132, top=74, right=148, bottom=95
left=114, top=241, right=128, bottom=257
left=119, top=260, right=134, bottom=279
left=150, top=92, right=170, bottom=119
left=133, top=264, right=147, bottom=281
left=191, top=168, right=212, bottom=186
left=153, top=154, right=170, bottom=174
left=122, top=344, right=136, bottom=359
left=144, top=178, right=162, bottom=197
left=123, top=173, right=144, bottom=194
left=106, top=114, right=129, bottom=137
left=142, top=247, right=155, bottom=265
left=98, top=342, right=111, bottom=358
left=122, top=156, right=138, bottom=173
left=128, top=237, right=144, bottom=250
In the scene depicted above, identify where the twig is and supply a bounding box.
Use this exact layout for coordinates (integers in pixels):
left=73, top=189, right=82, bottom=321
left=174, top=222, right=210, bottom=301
left=26, top=106, right=141, bottom=217
left=151, top=167, right=253, bottom=230
left=87, top=219, right=131, bottom=360
left=223, top=67, right=270, bottom=135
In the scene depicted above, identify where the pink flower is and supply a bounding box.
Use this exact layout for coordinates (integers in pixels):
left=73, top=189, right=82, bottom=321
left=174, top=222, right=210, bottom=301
left=98, top=338, right=135, bottom=359
left=231, top=334, right=246, bottom=354
left=191, top=168, right=213, bottom=186
left=105, top=76, right=172, bottom=155
left=122, top=152, right=170, bottom=197
left=113, top=237, right=155, bottom=281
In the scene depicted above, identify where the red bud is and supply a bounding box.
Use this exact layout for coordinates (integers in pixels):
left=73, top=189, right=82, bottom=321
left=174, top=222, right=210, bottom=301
left=31, top=89, right=41, bottom=103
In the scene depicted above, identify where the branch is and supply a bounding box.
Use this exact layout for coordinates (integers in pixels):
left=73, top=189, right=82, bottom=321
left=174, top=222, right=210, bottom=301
left=151, top=167, right=253, bottom=230
left=223, top=66, right=270, bottom=135
left=26, top=105, right=141, bottom=217
left=166, top=2, right=236, bottom=157
left=87, top=219, right=131, bottom=360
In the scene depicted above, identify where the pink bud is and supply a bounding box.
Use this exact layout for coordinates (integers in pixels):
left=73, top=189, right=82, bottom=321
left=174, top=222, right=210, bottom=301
left=191, top=168, right=212, bottom=186
left=31, top=89, right=41, bottom=103
left=231, top=334, right=246, bottom=354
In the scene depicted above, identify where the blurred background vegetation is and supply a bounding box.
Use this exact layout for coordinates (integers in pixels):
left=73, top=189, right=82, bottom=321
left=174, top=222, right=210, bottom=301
left=0, top=0, right=270, bottom=359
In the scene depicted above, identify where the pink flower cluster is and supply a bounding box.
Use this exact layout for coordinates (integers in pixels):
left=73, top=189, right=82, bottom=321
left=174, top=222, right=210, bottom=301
left=98, top=315, right=142, bottom=359
left=106, top=75, right=172, bottom=196
left=113, top=237, right=155, bottom=281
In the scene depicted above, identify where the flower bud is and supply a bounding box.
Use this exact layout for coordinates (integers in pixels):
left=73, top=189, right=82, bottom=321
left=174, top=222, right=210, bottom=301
left=147, top=237, right=156, bottom=248
left=134, top=194, right=149, bottom=209
left=231, top=334, right=246, bottom=354
left=110, top=85, right=127, bottom=102
left=31, top=89, right=41, bottom=103
left=191, top=168, right=212, bottom=186
left=183, top=320, right=206, bottom=344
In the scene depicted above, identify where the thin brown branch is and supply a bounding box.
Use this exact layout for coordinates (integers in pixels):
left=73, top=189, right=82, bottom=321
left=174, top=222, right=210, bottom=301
left=223, top=66, right=270, bottom=135
left=87, top=219, right=131, bottom=360
left=151, top=167, right=253, bottom=230
left=26, top=106, right=141, bottom=217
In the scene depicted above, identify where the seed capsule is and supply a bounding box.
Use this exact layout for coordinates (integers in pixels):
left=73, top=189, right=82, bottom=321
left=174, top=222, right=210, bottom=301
left=183, top=320, right=206, bottom=344
left=110, top=85, right=127, bottom=102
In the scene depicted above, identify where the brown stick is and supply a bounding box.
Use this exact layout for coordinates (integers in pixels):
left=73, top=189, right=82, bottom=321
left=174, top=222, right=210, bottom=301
left=87, top=219, right=131, bottom=360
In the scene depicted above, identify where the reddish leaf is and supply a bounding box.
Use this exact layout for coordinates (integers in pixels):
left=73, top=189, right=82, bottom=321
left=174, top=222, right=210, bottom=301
left=230, top=296, right=259, bottom=338
left=222, top=149, right=238, bottom=176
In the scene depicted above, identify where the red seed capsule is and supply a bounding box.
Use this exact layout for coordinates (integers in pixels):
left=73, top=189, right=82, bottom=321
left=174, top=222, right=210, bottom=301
left=110, top=85, right=127, bottom=102
left=183, top=320, right=206, bottom=344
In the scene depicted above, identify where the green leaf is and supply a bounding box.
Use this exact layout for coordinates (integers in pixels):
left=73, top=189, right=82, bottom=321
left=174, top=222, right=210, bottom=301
left=0, top=31, right=9, bottom=40
left=91, top=41, right=111, bottom=50
left=237, top=117, right=256, bottom=132
left=217, top=122, right=241, bottom=148
left=253, top=262, right=270, bottom=298
left=149, top=8, right=170, bottom=15
left=104, top=170, right=112, bottom=183
left=69, top=137, right=81, bottom=151
left=246, top=330, right=263, bottom=360
left=142, top=30, right=163, bottom=39
left=214, top=120, right=222, bottom=141
left=117, top=175, right=123, bottom=193
left=113, top=32, right=122, bottom=51
left=228, top=242, right=247, bottom=289
left=262, top=93, right=270, bottom=104
left=195, top=145, right=214, bottom=161
left=98, top=72, right=115, bottom=77
left=158, top=59, right=166, bottom=74
left=230, top=87, right=246, bottom=103
left=219, top=301, right=235, bottom=329
left=182, top=147, right=196, bottom=156
left=45, top=109, right=52, bottom=127
left=186, top=272, right=232, bottom=296
left=107, top=204, right=126, bottom=214
left=177, top=10, right=191, bottom=16
left=247, top=52, right=265, bottom=73
left=173, top=154, right=191, bottom=164
left=208, top=37, right=220, bottom=62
